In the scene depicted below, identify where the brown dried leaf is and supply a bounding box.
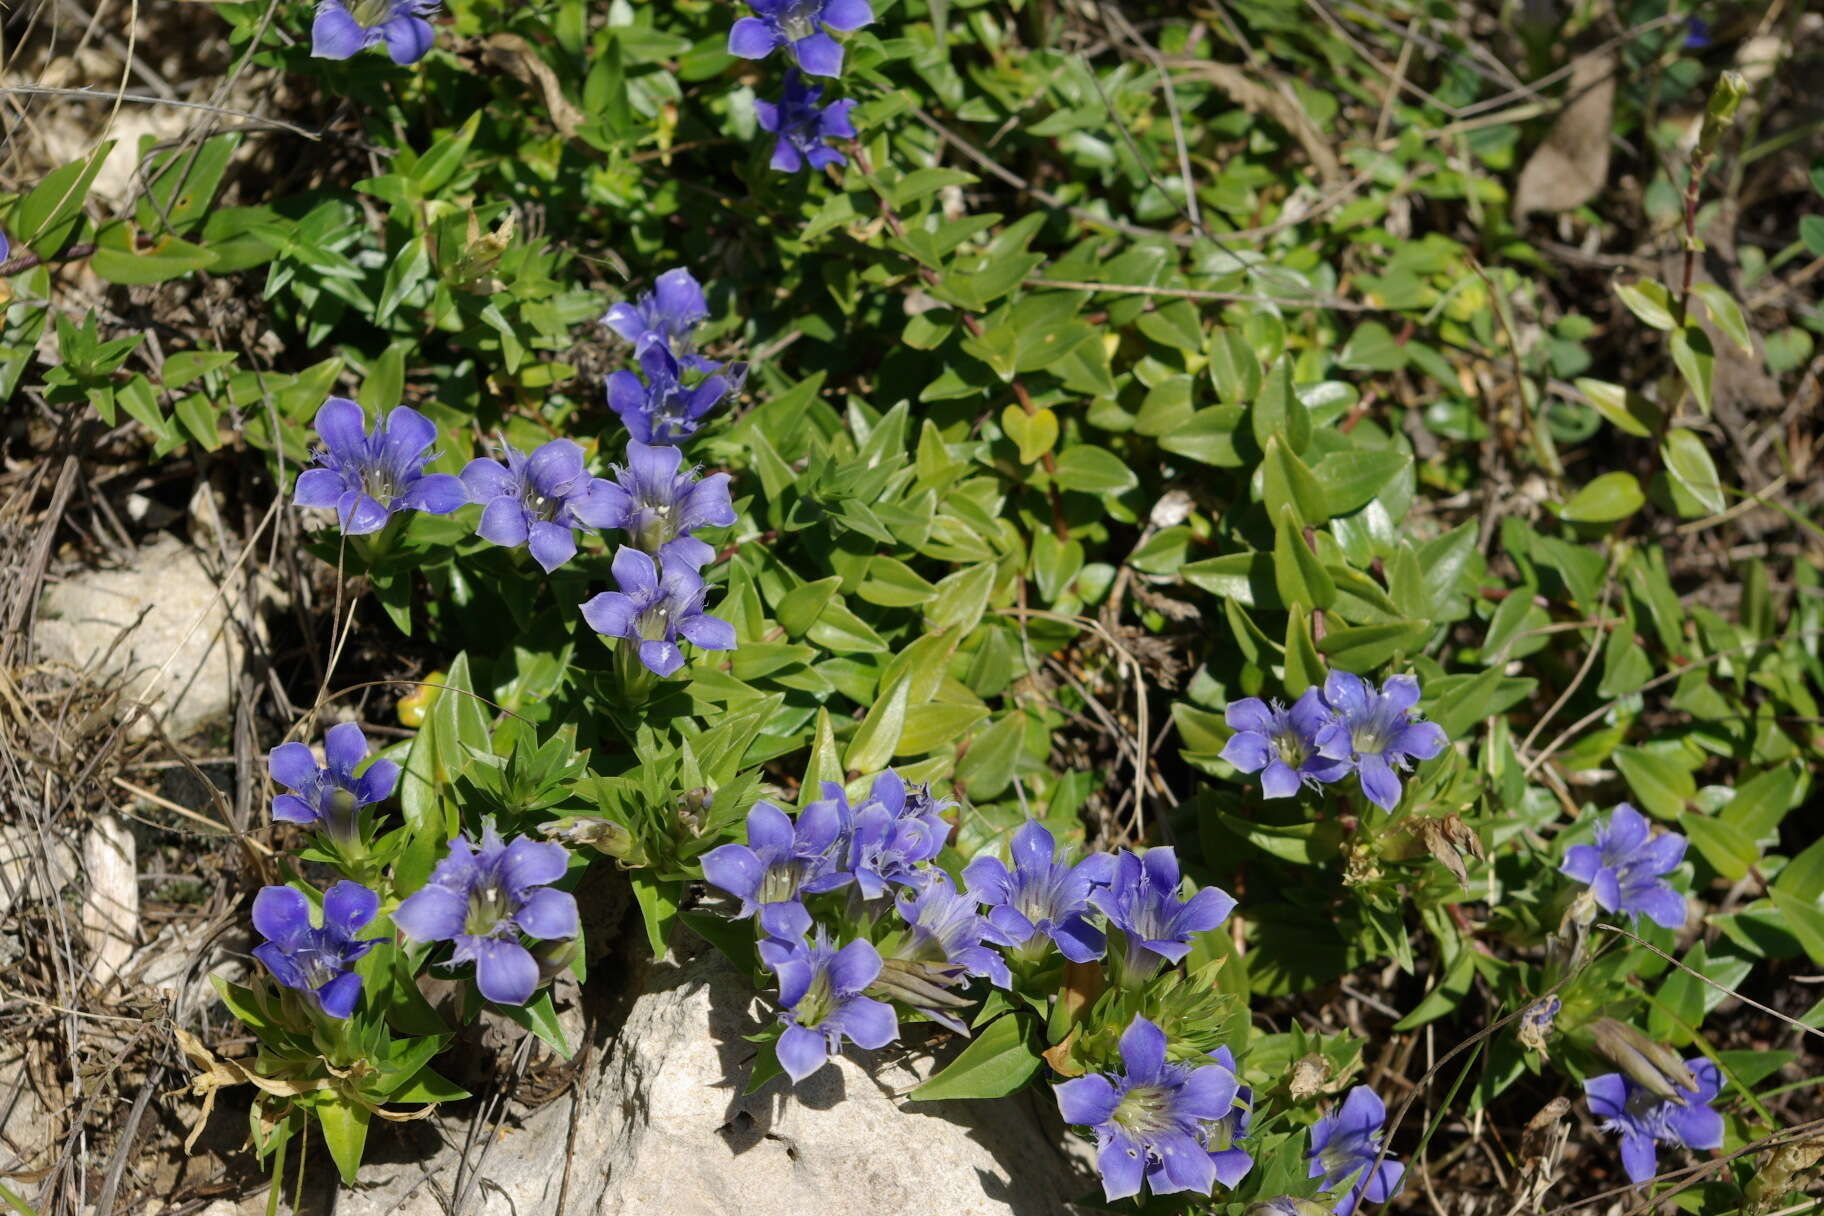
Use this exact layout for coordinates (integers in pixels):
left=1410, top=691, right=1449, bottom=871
left=1513, top=53, right=1616, bottom=218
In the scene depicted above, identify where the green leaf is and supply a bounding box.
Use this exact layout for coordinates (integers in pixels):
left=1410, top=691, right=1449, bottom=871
left=926, top=562, right=996, bottom=634
left=1392, top=948, right=1474, bottom=1031
left=1801, top=213, right=1824, bottom=256
left=164, top=350, right=237, bottom=386
left=1051, top=445, right=1136, bottom=495
left=493, top=989, right=573, bottom=1058
left=776, top=576, right=841, bottom=637
left=1574, top=378, right=1659, bottom=438
left=1272, top=507, right=1334, bottom=611
left=1282, top=603, right=1324, bottom=695
left=1317, top=621, right=1429, bottom=672
left=91, top=231, right=219, bottom=285
left=1206, top=327, right=1262, bottom=404
left=411, top=111, right=481, bottom=195
left=801, top=708, right=843, bottom=800
left=357, top=343, right=409, bottom=414
left=1677, top=813, right=1757, bottom=882
left=1314, top=449, right=1410, bottom=518
left=845, top=670, right=911, bottom=772
left=1668, top=325, right=1715, bottom=415
left=1560, top=472, right=1644, bottom=524
left=315, top=1099, right=371, bottom=1185
left=1159, top=407, right=1246, bottom=467
left=1614, top=279, right=1677, bottom=331
left=1613, top=746, right=1695, bottom=819
left=907, top=1013, right=1043, bottom=1102
left=14, top=141, right=116, bottom=250
left=896, top=702, right=990, bottom=755
left=1251, top=359, right=1310, bottom=454
left=1661, top=428, right=1725, bottom=514
left=1689, top=282, right=1754, bottom=355
left=1261, top=436, right=1329, bottom=526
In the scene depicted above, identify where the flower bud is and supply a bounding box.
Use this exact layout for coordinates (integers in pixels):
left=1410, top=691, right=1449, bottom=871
left=1696, top=71, right=1747, bottom=160
left=1589, top=1018, right=1698, bottom=1102
left=533, top=937, right=579, bottom=985
left=869, top=957, right=973, bottom=1013
left=541, top=816, right=636, bottom=862
left=678, top=787, right=713, bottom=836
left=447, top=210, right=514, bottom=294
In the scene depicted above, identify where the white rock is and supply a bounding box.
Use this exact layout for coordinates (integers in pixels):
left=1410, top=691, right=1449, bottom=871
left=322, top=948, right=1091, bottom=1216
left=35, top=535, right=249, bottom=740
left=82, top=813, right=138, bottom=986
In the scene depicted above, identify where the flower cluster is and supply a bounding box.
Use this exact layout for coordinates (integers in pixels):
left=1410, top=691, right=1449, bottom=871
left=730, top=0, right=869, bottom=172
left=1222, top=672, right=1448, bottom=811
left=701, top=772, right=1240, bottom=1134
left=588, top=265, right=740, bottom=678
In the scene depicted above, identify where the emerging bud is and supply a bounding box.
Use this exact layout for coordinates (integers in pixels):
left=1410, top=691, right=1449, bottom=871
left=869, top=957, right=974, bottom=1015
left=533, top=936, right=580, bottom=985
left=541, top=816, right=637, bottom=862
left=678, top=787, right=713, bottom=837
left=447, top=210, right=514, bottom=294
left=1696, top=71, right=1747, bottom=161
left=1589, top=1018, right=1698, bottom=1102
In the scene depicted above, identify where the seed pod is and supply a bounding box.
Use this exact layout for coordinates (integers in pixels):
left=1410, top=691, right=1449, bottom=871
left=1589, top=1018, right=1698, bottom=1101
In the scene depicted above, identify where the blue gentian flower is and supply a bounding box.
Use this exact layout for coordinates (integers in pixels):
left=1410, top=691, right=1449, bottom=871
left=894, top=871, right=1014, bottom=990
left=1320, top=672, right=1448, bottom=811
left=1091, top=848, right=1235, bottom=981
left=1585, top=1058, right=1723, bottom=1184
left=848, top=770, right=950, bottom=898
left=1221, top=688, right=1352, bottom=797
left=394, top=822, right=578, bottom=1006
left=601, top=267, right=718, bottom=372
left=579, top=543, right=737, bottom=677
left=291, top=398, right=467, bottom=535
left=763, top=927, right=898, bottom=1083
left=1204, top=1045, right=1254, bottom=1186
left=701, top=797, right=853, bottom=918
left=728, top=0, right=873, bottom=78
left=605, top=339, right=743, bottom=446
left=1054, top=1016, right=1242, bottom=1201
left=755, top=70, right=858, bottom=173
left=1307, top=1087, right=1405, bottom=1215
left=311, top=0, right=438, bottom=64
left=961, top=820, right=1115, bottom=963
left=1560, top=804, right=1687, bottom=929
left=251, top=881, right=379, bottom=1019
left=267, top=722, right=398, bottom=837
left=595, top=439, right=736, bottom=561
left=459, top=437, right=617, bottom=573
left=1684, top=17, right=1711, bottom=50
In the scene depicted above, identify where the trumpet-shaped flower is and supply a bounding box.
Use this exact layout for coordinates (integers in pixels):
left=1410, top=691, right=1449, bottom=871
left=894, top=871, right=1013, bottom=990
left=251, top=881, right=379, bottom=1018
left=1560, top=804, right=1688, bottom=930
left=394, top=822, right=578, bottom=1006
left=1320, top=672, right=1448, bottom=811
left=267, top=721, right=398, bottom=835
left=579, top=543, right=736, bottom=677
left=728, top=0, right=873, bottom=78
left=701, top=798, right=852, bottom=918
left=601, top=267, right=712, bottom=366
left=755, top=71, right=857, bottom=173
left=1307, top=1087, right=1405, bottom=1215
left=1221, top=689, right=1351, bottom=797
left=460, top=438, right=618, bottom=573
left=1054, top=1016, right=1242, bottom=1201
left=1091, top=847, right=1235, bottom=980
left=1585, top=1057, right=1722, bottom=1184
left=764, top=927, right=898, bottom=1083
left=594, top=439, right=736, bottom=561
left=847, top=771, right=949, bottom=898
left=311, top=0, right=439, bottom=65
left=961, top=820, right=1114, bottom=963
left=605, top=339, right=743, bottom=446
left=291, top=398, right=466, bottom=535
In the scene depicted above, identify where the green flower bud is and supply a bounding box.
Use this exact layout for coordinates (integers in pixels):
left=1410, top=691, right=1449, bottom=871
left=1589, top=1018, right=1698, bottom=1102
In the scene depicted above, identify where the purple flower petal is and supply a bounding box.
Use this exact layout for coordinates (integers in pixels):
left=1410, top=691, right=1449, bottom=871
left=777, top=1022, right=828, bottom=1082
left=580, top=591, right=636, bottom=639
left=791, top=31, right=844, bottom=76
left=527, top=520, right=578, bottom=573
left=1055, top=1074, right=1119, bottom=1126
left=472, top=937, right=539, bottom=1005
left=322, top=722, right=369, bottom=779
left=516, top=886, right=579, bottom=940
left=310, top=4, right=365, bottom=58
left=316, top=971, right=364, bottom=1018
left=394, top=885, right=467, bottom=942
left=322, top=880, right=379, bottom=937
left=381, top=12, right=434, bottom=63
left=269, top=741, right=320, bottom=791
left=293, top=467, right=345, bottom=508
left=252, top=885, right=313, bottom=946
left=831, top=993, right=896, bottom=1049
left=821, top=0, right=872, bottom=30
left=728, top=15, right=780, bottom=58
